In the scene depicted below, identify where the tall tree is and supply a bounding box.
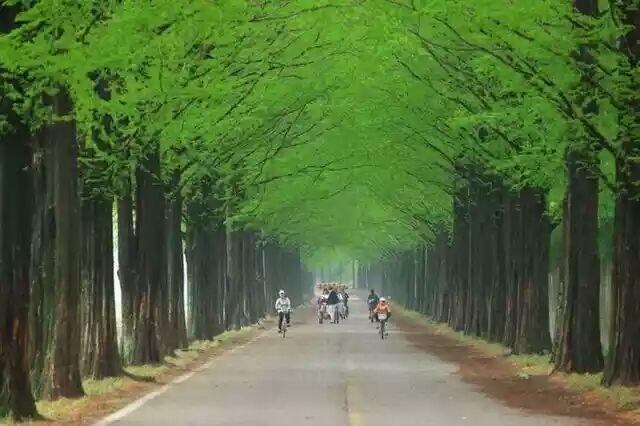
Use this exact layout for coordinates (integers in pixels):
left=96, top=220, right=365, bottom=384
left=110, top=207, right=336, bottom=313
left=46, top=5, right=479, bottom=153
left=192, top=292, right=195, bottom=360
left=553, top=0, right=604, bottom=374
left=603, top=0, right=640, bottom=386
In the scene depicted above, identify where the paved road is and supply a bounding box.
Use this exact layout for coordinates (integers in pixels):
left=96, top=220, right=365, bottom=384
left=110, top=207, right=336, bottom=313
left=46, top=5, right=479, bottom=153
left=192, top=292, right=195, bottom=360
left=102, top=291, right=585, bottom=426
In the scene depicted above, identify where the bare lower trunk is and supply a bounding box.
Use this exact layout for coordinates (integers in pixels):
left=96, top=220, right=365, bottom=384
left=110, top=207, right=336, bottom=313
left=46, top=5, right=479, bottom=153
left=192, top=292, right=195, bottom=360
left=554, top=149, right=603, bottom=373
left=603, top=147, right=640, bottom=385
left=448, top=188, right=469, bottom=331
left=117, top=192, right=136, bottom=362
left=28, top=134, right=56, bottom=397
left=0, top=128, right=38, bottom=420
left=513, top=188, right=551, bottom=354
left=47, top=90, right=84, bottom=399
left=186, top=216, right=225, bottom=340
left=128, top=150, right=166, bottom=365
left=80, top=197, right=121, bottom=378
left=502, top=192, right=521, bottom=349
left=166, top=184, right=187, bottom=351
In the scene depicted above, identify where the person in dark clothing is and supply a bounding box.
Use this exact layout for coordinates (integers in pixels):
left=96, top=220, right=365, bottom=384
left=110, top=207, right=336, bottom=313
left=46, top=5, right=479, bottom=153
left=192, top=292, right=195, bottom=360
left=367, top=289, right=379, bottom=309
left=327, top=288, right=339, bottom=305
left=367, top=289, right=380, bottom=321
left=326, top=288, right=340, bottom=323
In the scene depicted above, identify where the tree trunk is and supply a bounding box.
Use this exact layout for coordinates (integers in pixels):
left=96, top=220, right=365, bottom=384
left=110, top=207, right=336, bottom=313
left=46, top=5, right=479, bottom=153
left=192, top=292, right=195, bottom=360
left=166, top=183, right=187, bottom=351
left=80, top=197, right=121, bottom=378
left=0, top=128, right=38, bottom=420
left=47, top=89, right=84, bottom=399
left=604, top=150, right=640, bottom=385
left=487, top=183, right=506, bottom=343
left=502, top=191, right=521, bottom=349
left=552, top=0, right=603, bottom=374
left=554, top=149, right=603, bottom=373
left=186, top=222, right=225, bottom=340
left=513, top=188, right=552, bottom=354
left=117, top=191, right=137, bottom=362
left=28, top=133, right=56, bottom=397
left=602, top=0, right=640, bottom=388
left=225, top=227, right=242, bottom=329
left=128, top=150, right=166, bottom=365
left=448, top=187, right=469, bottom=331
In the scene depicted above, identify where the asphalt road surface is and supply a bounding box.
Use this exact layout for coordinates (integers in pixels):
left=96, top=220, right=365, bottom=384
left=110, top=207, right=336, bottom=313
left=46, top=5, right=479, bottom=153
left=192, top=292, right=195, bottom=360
left=100, top=291, right=586, bottom=426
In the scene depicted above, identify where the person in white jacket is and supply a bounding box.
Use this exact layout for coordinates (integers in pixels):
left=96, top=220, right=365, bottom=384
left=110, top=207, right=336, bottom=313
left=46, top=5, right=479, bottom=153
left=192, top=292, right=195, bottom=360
left=275, top=290, right=291, bottom=332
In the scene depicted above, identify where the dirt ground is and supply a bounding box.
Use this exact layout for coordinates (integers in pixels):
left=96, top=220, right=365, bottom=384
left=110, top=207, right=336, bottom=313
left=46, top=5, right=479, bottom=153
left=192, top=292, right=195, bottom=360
left=393, top=315, right=640, bottom=426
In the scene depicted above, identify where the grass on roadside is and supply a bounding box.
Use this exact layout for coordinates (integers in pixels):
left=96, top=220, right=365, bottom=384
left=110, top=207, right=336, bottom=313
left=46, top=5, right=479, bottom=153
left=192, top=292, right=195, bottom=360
left=563, top=373, right=640, bottom=410
left=396, top=307, right=640, bottom=411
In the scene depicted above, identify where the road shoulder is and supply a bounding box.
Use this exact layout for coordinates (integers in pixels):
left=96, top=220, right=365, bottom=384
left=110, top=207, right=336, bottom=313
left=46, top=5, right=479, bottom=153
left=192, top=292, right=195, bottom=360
left=392, top=309, right=640, bottom=426
left=23, top=323, right=269, bottom=426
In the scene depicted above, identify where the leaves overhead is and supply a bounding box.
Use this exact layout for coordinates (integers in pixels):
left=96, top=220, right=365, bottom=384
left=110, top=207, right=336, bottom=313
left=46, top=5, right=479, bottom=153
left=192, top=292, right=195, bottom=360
left=1, top=0, right=636, bottom=264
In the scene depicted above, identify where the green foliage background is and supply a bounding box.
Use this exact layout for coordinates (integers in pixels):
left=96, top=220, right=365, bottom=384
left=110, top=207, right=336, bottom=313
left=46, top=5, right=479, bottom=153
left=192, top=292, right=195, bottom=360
left=1, top=0, right=636, bottom=265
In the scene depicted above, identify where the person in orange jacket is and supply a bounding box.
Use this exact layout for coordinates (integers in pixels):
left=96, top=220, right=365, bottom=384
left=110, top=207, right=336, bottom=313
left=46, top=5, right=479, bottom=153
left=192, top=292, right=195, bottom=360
left=374, top=297, right=391, bottom=323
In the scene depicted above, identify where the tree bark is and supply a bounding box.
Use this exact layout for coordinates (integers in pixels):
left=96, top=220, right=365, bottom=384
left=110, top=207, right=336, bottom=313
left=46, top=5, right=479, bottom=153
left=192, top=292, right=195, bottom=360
left=604, top=150, right=640, bottom=385
left=128, top=149, right=166, bottom=365
left=502, top=191, right=521, bottom=349
left=80, top=197, right=121, bottom=378
left=448, top=187, right=469, bottom=331
left=602, top=0, right=640, bottom=387
left=27, top=133, right=56, bottom=398
left=117, top=191, right=137, bottom=362
left=166, top=181, right=187, bottom=351
left=0, top=128, right=38, bottom=420
left=186, top=221, right=225, bottom=340
left=513, top=188, right=552, bottom=354
left=554, top=149, right=603, bottom=373
left=487, top=183, right=506, bottom=343
left=46, top=89, right=84, bottom=399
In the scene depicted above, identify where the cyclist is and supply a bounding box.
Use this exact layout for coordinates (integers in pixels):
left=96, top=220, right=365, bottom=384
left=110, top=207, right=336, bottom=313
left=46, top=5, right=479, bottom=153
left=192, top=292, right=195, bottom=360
left=367, top=289, right=380, bottom=320
left=340, top=288, right=350, bottom=317
left=275, top=289, right=291, bottom=333
left=326, top=287, right=340, bottom=323
left=317, top=289, right=329, bottom=322
left=374, top=297, right=391, bottom=326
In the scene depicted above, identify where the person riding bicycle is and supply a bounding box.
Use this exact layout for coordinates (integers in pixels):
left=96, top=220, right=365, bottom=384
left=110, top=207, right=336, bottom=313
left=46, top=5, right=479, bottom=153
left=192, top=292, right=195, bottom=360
left=317, top=289, right=329, bottom=320
left=367, top=289, right=379, bottom=316
left=326, top=287, right=339, bottom=322
left=340, top=288, right=349, bottom=307
left=374, top=297, right=391, bottom=322
left=275, top=290, right=291, bottom=333
left=327, top=287, right=339, bottom=305
left=317, top=288, right=329, bottom=304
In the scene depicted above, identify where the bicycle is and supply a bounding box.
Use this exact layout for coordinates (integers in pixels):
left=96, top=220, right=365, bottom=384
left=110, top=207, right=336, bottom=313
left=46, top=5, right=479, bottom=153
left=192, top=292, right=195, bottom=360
left=318, top=303, right=327, bottom=324
left=279, top=312, right=289, bottom=339
left=378, top=312, right=388, bottom=339
left=331, top=304, right=339, bottom=324
left=281, top=313, right=288, bottom=338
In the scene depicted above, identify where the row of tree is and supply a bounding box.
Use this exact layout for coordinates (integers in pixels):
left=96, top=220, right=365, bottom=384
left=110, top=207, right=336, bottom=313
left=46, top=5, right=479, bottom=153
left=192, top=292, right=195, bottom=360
left=1, top=121, right=309, bottom=419
left=2, top=0, right=640, bottom=420
left=363, top=0, right=638, bottom=387
left=1, top=1, right=323, bottom=421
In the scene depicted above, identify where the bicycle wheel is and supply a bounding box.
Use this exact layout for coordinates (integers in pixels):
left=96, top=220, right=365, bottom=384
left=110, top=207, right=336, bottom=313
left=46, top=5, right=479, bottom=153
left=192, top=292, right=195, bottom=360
left=380, top=321, right=385, bottom=340
left=282, top=322, right=287, bottom=338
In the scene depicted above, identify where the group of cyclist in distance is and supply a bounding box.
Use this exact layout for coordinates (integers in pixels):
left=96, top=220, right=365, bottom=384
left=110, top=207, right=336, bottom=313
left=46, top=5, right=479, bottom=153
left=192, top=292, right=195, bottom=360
left=316, top=284, right=350, bottom=323
left=274, top=283, right=392, bottom=335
